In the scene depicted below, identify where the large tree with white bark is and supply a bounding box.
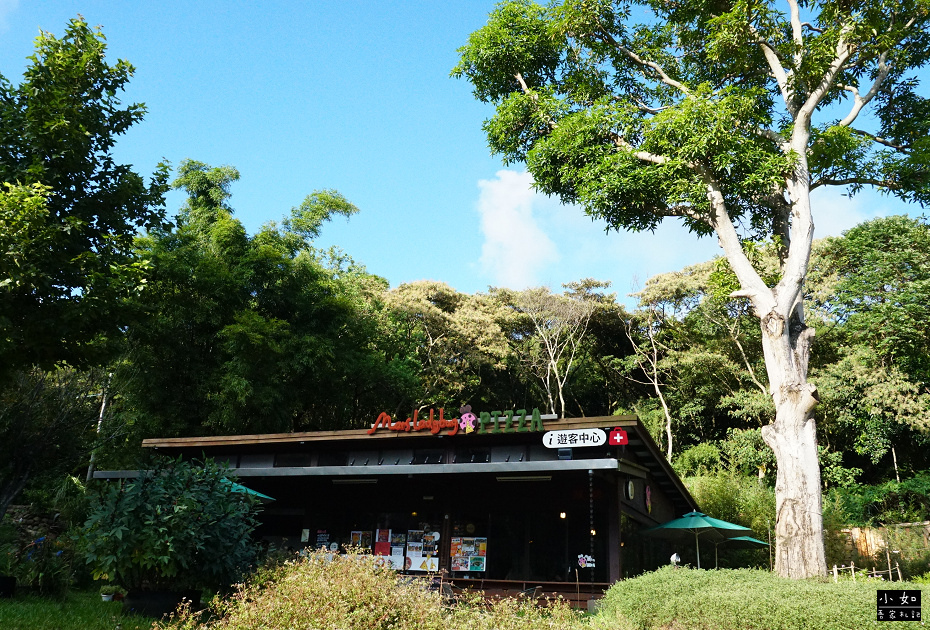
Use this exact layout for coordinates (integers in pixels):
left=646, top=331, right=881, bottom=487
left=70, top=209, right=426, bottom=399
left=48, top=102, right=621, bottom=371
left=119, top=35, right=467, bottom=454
left=454, top=0, right=930, bottom=577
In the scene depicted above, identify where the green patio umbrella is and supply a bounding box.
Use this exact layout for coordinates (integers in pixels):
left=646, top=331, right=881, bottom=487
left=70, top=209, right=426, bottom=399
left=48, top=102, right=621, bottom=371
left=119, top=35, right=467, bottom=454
left=221, top=478, right=275, bottom=503
left=710, top=535, right=769, bottom=568
left=644, top=511, right=753, bottom=569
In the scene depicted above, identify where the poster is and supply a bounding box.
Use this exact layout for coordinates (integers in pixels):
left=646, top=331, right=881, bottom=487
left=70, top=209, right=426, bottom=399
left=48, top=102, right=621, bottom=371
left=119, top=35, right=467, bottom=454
left=375, top=528, right=391, bottom=556
left=405, top=530, right=440, bottom=572
left=350, top=530, right=373, bottom=549
left=450, top=536, right=487, bottom=572
left=422, top=532, right=438, bottom=557
left=383, top=553, right=404, bottom=570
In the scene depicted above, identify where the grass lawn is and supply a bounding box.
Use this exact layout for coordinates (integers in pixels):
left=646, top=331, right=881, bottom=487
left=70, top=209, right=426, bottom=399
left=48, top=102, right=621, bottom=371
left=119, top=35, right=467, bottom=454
left=594, top=567, right=930, bottom=630
left=0, top=590, right=153, bottom=630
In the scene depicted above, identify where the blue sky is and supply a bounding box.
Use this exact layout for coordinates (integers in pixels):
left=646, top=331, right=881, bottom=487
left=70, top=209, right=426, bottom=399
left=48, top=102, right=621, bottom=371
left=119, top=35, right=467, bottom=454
left=0, top=1, right=922, bottom=304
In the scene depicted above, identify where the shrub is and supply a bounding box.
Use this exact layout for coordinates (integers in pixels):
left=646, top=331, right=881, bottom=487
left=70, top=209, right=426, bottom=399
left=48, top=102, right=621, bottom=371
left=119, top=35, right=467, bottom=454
left=157, top=549, right=584, bottom=630
left=593, top=566, right=930, bottom=630
left=831, top=473, right=930, bottom=526
left=15, top=536, right=72, bottom=597
left=674, top=443, right=721, bottom=477
left=719, top=428, right=774, bottom=479
left=82, top=457, right=260, bottom=592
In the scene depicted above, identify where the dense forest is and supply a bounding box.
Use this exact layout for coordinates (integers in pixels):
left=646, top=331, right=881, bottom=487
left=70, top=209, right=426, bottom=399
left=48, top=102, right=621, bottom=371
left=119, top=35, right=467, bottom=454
left=1, top=17, right=929, bottom=576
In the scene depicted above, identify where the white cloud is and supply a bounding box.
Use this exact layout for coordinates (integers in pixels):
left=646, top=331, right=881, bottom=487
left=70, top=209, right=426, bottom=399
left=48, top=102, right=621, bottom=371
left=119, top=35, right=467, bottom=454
left=0, top=0, right=18, bottom=33
left=472, top=169, right=722, bottom=300
left=475, top=170, right=558, bottom=288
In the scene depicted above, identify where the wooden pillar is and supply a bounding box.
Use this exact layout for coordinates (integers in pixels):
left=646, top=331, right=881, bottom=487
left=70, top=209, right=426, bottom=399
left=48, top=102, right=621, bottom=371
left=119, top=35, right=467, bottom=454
left=440, top=512, right=452, bottom=572
left=608, top=477, right=622, bottom=583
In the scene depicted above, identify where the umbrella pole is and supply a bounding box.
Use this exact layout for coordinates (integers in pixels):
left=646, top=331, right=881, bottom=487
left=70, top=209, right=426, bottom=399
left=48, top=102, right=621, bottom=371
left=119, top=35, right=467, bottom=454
left=695, top=532, right=701, bottom=569
left=715, top=544, right=718, bottom=569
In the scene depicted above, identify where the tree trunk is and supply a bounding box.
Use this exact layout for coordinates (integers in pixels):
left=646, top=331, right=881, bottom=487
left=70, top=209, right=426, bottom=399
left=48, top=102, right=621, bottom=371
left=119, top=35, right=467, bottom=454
left=762, top=400, right=826, bottom=577
left=759, top=309, right=826, bottom=578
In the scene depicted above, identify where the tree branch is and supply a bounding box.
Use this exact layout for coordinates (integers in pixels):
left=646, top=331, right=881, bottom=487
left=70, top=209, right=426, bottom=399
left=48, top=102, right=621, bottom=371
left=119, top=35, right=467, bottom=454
left=746, top=23, right=795, bottom=115
left=609, top=133, right=673, bottom=165
left=810, top=176, right=901, bottom=190
left=795, top=28, right=854, bottom=129
left=751, top=126, right=790, bottom=151
left=786, top=0, right=805, bottom=69
left=698, top=165, right=775, bottom=313
left=837, top=51, right=891, bottom=127
left=592, top=29, right=690, bottom=96
left=849, top=127, right=908, bottom=151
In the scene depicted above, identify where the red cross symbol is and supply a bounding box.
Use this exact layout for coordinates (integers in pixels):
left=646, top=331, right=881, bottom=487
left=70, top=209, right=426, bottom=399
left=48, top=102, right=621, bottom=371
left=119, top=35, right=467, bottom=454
left=609, top=428, right=628, bottom=445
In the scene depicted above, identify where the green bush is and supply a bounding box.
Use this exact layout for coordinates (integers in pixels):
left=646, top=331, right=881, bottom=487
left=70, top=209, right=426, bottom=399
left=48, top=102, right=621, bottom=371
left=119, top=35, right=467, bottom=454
left=592, top=566, right=929, bottom=630
left=674, top=443, right=722, bottom=477
left=878, top=526, right=930, bottom=580
left=720, top=428, right=775, bottom=479
left=157, top=549, right=583, bottom=630
left=82, top=457, right=260, bottom=592
left=15, top=535, right=72, bottom=598
left=831, top=473, right=930, bottom=526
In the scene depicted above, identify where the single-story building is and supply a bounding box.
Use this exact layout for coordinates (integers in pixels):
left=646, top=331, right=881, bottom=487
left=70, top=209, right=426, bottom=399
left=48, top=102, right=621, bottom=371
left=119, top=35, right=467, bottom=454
left=97, top=409, right=697, bottom=596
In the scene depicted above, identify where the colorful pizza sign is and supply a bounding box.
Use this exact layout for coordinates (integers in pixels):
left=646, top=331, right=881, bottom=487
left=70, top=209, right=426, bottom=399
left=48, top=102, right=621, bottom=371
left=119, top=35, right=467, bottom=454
left=367, top=407, right=546, bottom=436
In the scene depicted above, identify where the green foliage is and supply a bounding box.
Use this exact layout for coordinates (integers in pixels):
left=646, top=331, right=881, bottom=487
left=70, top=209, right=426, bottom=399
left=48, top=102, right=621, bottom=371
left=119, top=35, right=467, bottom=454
left=0, top=518, right=17, bottom=575
left=720, top=428, right=775, bottom=479
left=814, top=346, right=930, bottom=473
left=15, top=536, right=72, bottom=598
left=82, top=457, right=260, bottom=591
left=818, top=447, right=862, bottom=489
left=592, top=566, right=930, bottom=630
left=815, top=216, right=930, bottom=385
left=387, top=281, right=512, bottom=407
left=157, top=548, right=582, bottom=630
left=831, top=473, right=930, bottom=527
left=284, top=189, right=359, bottom=242
left=457, top=0, right=930, bottom=240
left=0, top=369, right=103, bottom=521
left=0, top=182, right=53, bottom=292
left=881, top=525, right=930, bottom=580
left=0, top=514, right=75, bottom=597
left=673, top=443, right=721, bottom=477
left=0, top=17, right=169, bottom=374
left=122, top=160, right=416, bottom=437
left=98, top=584, right=125, bottom=596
